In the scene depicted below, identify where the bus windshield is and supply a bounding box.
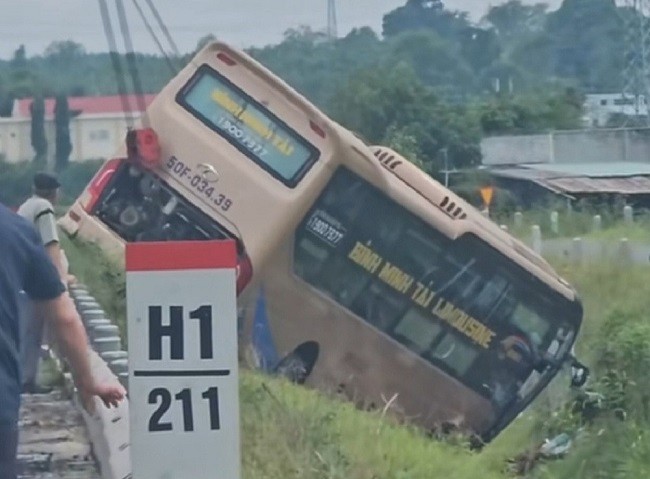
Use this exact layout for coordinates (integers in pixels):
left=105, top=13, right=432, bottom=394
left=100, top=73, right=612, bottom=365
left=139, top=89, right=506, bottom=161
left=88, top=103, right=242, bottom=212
left=293, top=167, right=581, bottom=410
left=176, top=64, right=319, bottom=186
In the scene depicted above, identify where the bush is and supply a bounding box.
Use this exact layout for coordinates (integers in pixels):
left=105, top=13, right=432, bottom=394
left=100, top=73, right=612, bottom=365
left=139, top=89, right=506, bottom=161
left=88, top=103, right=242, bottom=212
left=57, top=159, right=103, bottom=205
left=0, top=159, right=102, bottom=208
left=0, top=161, right=39, bottom=208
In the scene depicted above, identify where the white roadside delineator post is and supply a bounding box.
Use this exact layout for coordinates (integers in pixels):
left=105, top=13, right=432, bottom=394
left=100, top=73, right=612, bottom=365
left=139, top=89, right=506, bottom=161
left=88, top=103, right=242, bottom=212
left=126, top=240, right=241, bottom=479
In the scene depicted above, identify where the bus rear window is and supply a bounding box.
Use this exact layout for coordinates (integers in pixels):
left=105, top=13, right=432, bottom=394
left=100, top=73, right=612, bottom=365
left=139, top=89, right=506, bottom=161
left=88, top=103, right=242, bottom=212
left=176, top=64, right=319, bottom=187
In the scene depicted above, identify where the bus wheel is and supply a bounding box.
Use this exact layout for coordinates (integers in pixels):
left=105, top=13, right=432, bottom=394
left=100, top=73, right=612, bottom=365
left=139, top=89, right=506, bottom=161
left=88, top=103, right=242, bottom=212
left=274, top=341, right=320, bottom=385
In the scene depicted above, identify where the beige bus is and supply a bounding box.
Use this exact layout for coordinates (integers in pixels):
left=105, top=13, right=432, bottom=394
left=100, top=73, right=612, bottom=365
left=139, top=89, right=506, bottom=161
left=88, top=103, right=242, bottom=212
left=59, top=41, right=587, bottom=442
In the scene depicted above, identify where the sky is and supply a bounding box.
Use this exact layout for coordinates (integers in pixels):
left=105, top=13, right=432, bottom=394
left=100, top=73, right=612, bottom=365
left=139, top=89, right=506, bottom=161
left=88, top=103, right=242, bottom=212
left=0, top=0, right=565, bottom=60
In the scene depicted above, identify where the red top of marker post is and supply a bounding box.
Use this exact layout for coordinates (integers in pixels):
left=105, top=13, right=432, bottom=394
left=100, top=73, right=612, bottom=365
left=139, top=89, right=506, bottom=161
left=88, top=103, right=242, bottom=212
left=126, top=240, right=237, bottom=271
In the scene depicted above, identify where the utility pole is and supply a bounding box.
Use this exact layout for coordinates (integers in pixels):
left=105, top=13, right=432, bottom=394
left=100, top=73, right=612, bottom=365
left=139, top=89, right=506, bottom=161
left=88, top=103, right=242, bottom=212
left=622, top=0, right=650, bottom=124
left=327, top=0, right=338, bottom=40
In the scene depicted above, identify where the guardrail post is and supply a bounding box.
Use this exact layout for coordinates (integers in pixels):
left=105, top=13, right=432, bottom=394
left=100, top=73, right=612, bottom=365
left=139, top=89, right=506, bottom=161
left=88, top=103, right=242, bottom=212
left=514, top=211, right=523, bottom=228
left=619, top=237, right=632, bottom=263
left=531, top=225, right=542, bottom=254
left=572, top=237, right=583, bottom=263
left=592, top=214, right=602, bottom=232
left=624, top=205, right=633, bottom=226
left=550, top=211, right=559, bottom=235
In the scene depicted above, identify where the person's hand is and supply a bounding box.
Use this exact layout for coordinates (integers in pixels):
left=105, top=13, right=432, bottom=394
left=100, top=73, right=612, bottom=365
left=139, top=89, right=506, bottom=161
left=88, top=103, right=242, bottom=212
left=79, top=381, right=127, bottom=414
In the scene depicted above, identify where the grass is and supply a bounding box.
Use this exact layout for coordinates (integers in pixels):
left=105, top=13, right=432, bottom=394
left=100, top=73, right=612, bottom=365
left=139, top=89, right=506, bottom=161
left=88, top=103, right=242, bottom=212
left=60, top=225, right=650, bottom=478
left=496, top=208, right=650, bottom=244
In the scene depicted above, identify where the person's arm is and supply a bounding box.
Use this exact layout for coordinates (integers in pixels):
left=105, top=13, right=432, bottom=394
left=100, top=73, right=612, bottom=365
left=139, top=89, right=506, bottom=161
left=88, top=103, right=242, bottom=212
left=33, top=294, right=125, bottom=410
left=45, top=242, right=68, bottom=281
left=34, top=204, right=70, bottom=283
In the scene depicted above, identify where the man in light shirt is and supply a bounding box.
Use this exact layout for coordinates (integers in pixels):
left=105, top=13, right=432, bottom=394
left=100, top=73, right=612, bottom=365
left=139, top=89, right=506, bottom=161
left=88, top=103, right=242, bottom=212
left=17, top=172, right=75, bottom=393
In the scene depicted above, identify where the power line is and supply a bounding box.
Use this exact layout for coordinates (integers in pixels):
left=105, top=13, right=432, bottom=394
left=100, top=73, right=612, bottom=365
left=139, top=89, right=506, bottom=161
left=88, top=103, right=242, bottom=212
left=96, top=0, right=134, bottom=128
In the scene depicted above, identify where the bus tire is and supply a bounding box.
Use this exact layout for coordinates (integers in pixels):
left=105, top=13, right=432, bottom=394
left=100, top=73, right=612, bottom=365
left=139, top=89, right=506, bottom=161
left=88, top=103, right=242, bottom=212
left=274, top=341, right=320, bottom=385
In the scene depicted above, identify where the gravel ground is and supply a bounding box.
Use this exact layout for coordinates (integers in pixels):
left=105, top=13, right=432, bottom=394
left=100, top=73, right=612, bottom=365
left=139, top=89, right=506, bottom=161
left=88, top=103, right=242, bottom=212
left=17, top=390, right=100, bottom=479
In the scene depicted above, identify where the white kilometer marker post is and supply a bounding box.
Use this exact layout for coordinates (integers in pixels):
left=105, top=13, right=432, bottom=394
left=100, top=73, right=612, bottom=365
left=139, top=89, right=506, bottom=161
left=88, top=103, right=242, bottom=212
left=126, top=240, right=240, bottom=479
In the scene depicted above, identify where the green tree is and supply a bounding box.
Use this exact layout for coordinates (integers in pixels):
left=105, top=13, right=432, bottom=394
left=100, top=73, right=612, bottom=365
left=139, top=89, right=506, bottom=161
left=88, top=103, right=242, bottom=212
left=30, top=96, right=48, bottom=165
left=382, top=0, right=470, bottom=40
left=44, top=40, right=86, bottom=65
left=458, top=26, right=502, bottom=74
left=545, top=0, right=623, bottom=90
left=8, top=44, right=42, bottom=98
left=11, top=45, right=28, bottom=70
left=54, top=94, right=72, bottom=171
left=195, top=34, right=217, bottom=53
left=484, top=1, right=548, bottom=42
left=477, top=88, right=584, bottom=135
left=0, top=74, right=11, bottom=117
left=249, top=26, right=384, bottom=109
left=382, top=124, right=426, bottom=169
left=386, top=30, right=475, bottom=95
left=330, top=62, right=481, bottom=174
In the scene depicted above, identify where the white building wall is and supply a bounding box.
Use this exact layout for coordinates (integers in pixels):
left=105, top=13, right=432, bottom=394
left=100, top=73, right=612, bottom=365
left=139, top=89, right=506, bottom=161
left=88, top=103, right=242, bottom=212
left=481, top=128, right=650, bottom=166
left=0, top=114, right=142, bottom=164
left=481, top=134, right=553, bottom=165
left=0, top=118, right=30, bottom=163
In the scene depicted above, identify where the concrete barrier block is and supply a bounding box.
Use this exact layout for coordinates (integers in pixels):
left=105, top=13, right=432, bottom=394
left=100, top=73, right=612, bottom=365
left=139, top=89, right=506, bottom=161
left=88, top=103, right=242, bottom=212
left=618, top=238, right=632, bottom=263
left=109, top=359, right=128, bottom=376
left=93, top=325, right=120, bottom=340
left=93, top=337, right=122, bottom=354
left=77, top=301, right=102, bottom=313
left=68, top=292, right=133, bottom=479
left=624, top=205, right=633, bottom=226
left=100, top=351, right=128, bottom=363
left=81, top=309, right=107, bottom=322
left=572, top=237, right=583, bottom=263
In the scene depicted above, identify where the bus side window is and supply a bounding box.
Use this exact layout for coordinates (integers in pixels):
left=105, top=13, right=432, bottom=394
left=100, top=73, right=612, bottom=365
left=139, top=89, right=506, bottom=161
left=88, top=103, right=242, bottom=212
left=321, top=171, right=367, bottom=225
left=350, top=281, right=404, bottom=332
left=320, top=255, right=370, bottom=308
left=392, top=308, right=443, bottom=355
left=429, top=333, right=480, bottom=377
left=294, top=237, right=329, bottom=283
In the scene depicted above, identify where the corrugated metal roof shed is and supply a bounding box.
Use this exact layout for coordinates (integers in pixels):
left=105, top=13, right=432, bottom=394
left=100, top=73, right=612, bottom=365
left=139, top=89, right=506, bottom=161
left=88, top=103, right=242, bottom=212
left=490, top=162, right=650, bottom=195
left=521, top=162, right=650, bottom=177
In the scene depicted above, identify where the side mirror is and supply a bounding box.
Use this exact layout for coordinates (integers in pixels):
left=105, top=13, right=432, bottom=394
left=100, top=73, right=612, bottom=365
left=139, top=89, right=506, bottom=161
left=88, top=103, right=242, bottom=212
left=569, top=358, right=590, bottom=388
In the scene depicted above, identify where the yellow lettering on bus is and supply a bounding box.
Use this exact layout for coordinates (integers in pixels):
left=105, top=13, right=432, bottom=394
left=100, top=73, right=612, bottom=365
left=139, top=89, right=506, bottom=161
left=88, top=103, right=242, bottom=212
left=431, top=297, right=495, bottom=349
left=271, top=135, right=295, bottom=156
left=213, top=89, right=273, bottom=139
left=348, top=242, right=383, bottom=274
left=211, top=89, right=242, bottom=117
left=378, top=262, right=414, bottom=294
left=212, top=88, right=297, bottom=157
left=412, top=283, right=436, bottom=308
left=240, top=108, right=272, bottom=139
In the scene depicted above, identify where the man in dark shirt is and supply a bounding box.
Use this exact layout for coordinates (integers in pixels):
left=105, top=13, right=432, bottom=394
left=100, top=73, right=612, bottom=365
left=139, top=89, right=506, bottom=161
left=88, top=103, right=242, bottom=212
left=0, top=204, right=125, bottom=479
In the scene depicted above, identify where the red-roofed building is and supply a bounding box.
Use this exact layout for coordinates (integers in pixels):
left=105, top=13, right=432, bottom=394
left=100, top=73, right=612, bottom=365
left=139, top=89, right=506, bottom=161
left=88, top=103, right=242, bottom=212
left=0, top=94, right=156, bottom=164
left=12, top=94, right=156, bottom=119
